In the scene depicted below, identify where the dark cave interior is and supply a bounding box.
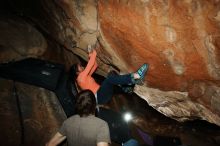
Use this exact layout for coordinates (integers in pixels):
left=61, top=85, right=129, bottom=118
left=0, top=0, right=220, bottom=146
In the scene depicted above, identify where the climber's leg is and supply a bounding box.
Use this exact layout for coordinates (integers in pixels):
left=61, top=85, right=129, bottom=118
left=97, top=73, right=132, bottom=104
left=97, top=64, right=149, bottom=104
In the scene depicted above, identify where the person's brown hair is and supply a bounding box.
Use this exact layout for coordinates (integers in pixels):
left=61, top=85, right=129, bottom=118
left=75, top=90, right=96, bottom=117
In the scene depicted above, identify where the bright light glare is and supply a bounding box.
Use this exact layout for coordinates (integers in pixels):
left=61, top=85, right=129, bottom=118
left=123, top=112, right=133, bottom=122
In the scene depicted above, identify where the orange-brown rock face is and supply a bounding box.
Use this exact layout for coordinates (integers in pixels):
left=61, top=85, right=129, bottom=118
left=99, top=0, right=220, bottom=91
left=97, top=0, right=220, bottom=125
left=1, top=0, right=220, bottom=126
left=52, top=0, right=220, bottom=126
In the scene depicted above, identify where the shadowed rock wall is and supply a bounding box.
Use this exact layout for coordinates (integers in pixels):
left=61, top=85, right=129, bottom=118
left=1, top=0, right=220, bottom=126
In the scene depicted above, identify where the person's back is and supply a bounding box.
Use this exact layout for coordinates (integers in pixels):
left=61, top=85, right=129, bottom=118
left=46, top=90, right=110, bottom=146
left=59, top=114, right=110, bottom=146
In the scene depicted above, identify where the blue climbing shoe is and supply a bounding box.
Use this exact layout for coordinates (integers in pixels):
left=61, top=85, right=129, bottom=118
left=136, top=63, right=149, bottom=85
left=137, top=64, right=148, bottom=79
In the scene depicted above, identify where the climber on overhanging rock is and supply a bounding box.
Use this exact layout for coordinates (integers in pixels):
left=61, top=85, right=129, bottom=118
left=71, top=45, right=149, bottom=104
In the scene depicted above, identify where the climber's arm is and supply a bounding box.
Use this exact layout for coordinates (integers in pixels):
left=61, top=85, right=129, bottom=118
left=83, top=50, right=97, bottom=75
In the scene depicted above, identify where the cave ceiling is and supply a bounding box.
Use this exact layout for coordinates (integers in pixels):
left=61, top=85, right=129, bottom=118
left=0, top=0, right=220, bottom=126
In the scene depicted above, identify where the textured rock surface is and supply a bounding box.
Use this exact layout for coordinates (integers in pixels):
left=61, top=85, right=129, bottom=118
left=1, top=0, right=220, bottom=126
left=0, top=79, right=66, bottom=146
left=51, top=0, right=220, bottom=126
left=0, top=17, right=47, bottom=62
left=0, top=0, right=220, bottom=145
left=0, top=15, right=73, bottom=146
left=135, top=85, right=220, bottom=124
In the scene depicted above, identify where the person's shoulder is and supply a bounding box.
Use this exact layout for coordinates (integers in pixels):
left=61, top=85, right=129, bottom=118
left=91, top=116, right=108, bottom=125
left=64, top=115, right=80, bottom=123
left=69, top=114, right=80, bottom=120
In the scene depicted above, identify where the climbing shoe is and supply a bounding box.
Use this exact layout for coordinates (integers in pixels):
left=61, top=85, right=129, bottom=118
left=135, top=63, right=149, bottom=85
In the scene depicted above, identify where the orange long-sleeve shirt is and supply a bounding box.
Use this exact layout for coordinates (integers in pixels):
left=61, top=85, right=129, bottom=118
left=76, top=50, right=100, bottom=94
